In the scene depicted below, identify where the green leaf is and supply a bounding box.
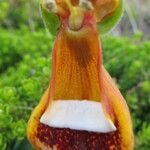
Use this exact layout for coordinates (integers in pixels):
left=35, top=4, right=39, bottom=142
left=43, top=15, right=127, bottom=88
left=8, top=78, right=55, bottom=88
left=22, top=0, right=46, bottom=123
left=98, top=0, right=123, bottom=35
left=0, top=134, right=6, bottom=150
left=40, top=6, right=60, bottom=36
left=13, top=138, right=34, bottom=150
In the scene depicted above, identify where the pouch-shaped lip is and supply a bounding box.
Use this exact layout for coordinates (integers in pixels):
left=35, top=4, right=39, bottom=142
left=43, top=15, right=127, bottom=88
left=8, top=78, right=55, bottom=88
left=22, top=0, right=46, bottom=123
left=40, top=100, right=116, bottom=133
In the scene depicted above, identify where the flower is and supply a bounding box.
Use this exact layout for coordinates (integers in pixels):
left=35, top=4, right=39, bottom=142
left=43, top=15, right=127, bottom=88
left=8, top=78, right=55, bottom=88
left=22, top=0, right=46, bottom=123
left=27, top=0, right=134, bottom=149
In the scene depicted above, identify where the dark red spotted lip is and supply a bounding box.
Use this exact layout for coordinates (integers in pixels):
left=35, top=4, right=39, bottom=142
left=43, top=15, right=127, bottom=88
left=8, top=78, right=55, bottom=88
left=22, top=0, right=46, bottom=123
left=37, top=122, right=121, bottom=150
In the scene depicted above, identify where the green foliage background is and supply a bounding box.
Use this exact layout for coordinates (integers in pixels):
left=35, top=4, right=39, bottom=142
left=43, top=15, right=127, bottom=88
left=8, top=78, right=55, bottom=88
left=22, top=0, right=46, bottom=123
left=0, top=0, right=150, bottom=150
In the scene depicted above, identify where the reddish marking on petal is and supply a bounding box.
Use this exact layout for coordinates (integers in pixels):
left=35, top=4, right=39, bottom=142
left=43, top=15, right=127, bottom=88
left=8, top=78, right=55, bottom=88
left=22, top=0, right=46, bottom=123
left=37, top=122, right=121, bottom=150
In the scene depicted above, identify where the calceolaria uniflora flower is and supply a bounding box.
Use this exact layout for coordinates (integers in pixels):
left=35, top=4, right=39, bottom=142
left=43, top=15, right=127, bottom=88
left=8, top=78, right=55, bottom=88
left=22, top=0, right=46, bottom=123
left=27, top=0, right=134, bottom=149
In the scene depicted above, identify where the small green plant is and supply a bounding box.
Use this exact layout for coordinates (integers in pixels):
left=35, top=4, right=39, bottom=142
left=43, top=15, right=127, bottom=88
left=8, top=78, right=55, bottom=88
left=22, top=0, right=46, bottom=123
left=0, top=28, right=53, bottom=72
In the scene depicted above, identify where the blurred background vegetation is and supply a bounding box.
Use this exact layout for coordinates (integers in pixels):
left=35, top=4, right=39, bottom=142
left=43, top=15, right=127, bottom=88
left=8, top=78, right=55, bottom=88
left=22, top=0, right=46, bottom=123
left=0, top=0, right=149, bottom=150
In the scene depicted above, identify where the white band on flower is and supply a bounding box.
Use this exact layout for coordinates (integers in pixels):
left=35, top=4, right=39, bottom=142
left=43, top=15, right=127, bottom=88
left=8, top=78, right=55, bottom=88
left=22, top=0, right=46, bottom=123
left=40, top=100, right=116, bottom=133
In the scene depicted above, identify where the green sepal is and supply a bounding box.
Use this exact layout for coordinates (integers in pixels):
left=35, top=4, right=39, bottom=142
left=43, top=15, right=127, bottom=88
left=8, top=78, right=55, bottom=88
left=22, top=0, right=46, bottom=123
left=40, top=5, right=60, bottom=36
left=98, top=0, right=123, bottom=35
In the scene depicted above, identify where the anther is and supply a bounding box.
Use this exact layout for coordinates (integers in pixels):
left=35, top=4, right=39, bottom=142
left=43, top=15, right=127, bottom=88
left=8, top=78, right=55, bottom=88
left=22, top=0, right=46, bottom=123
left=79, top=0, right=94, bottom=10
left=41, top=0, right=57, bottom=13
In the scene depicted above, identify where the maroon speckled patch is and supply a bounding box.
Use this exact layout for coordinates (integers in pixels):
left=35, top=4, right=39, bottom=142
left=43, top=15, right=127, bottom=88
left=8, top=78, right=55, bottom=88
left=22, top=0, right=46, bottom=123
left=37, top=122, right=121, bottom=150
